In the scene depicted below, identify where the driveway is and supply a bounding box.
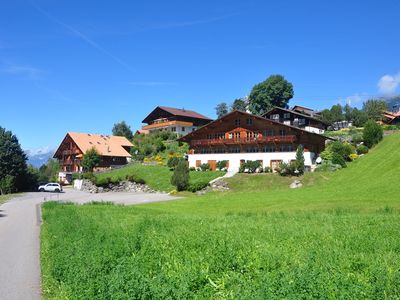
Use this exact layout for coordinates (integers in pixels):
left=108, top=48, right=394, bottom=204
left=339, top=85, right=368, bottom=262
left=0, top=188, right=177, bottom=299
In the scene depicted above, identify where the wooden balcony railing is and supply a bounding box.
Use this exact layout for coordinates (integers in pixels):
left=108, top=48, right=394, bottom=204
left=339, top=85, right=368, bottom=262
left=142, top=120, right=193, bottom=130
left=62, top=149, right=80, bottom=155
left=62, top=159, right=81, bottom=165
left=191, top=135, right=296, bottom=147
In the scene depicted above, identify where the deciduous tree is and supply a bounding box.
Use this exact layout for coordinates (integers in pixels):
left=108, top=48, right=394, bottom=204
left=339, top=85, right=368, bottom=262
left=231, top=98, right=247, bottom=112
left=81, top=147, right=101, bottom=172
left=112, top=121, right=133, bottom=140
left=362, top=99, right=388, bottom=121
left=248, top=75, right=294, bottom=115
left=215, top=102, right=228, bottom=118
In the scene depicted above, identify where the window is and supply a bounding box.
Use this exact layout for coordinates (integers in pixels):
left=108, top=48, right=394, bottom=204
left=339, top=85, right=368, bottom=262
left=280, top=144, right=293, bottom=152
left=228, top=147, right=240, bottom=153
left=279, top=129, right=286, bottom=136
left=264, top=144, right=275, bottom=152
left=181, top=127, right=185, bottom=132
left=171, top=127, right=176, bottom=132
left=246, top=118, right=253, bottom=125
left=234, top=119, right=241, bottom=126
left=284, top=120, right=291, bottom=125
left=246, top=147, right=259, bottom=153
left=270, top=114, right=280, bottom=120
left=264, top=129, right=275, bottom=136
left=207, top=134, right=213, bottom=139
left=284, top=113, right=291, bottom=119
left=299, top=118, right=306, bottom=125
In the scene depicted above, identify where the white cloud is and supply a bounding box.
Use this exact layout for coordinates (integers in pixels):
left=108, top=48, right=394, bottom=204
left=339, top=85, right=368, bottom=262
left=378, top=72, right=400, bottom=95
left=2, top=65, right=44, bottom=80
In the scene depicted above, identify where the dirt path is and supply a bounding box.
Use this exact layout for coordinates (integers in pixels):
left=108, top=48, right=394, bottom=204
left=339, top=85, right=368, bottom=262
left=0, top=189, right=177, bottom=299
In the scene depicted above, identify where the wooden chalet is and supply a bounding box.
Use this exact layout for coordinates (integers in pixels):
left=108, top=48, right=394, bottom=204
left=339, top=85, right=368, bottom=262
left=180, top=110, right=332, bottom=172
left=381, top=111, right=400, bottom=125
left=141, top=106, right=212, bottom=136
left=263, top=107, right=328, bottom=134
left=292, top=105, right=320, bottom=117
left=53, top=132, right=133, bottom=174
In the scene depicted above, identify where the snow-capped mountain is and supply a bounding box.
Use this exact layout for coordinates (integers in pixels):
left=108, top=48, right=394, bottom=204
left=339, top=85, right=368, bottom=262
left=25, top=147, right=55, bottom=167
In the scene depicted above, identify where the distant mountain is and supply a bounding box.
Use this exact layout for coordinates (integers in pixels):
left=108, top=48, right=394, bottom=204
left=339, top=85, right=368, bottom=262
left=25, top=147, right=55, bottom=167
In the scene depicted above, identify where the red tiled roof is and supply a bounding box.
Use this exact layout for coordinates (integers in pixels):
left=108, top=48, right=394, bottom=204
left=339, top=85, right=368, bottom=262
left=158, top=106, right=212, bottom=120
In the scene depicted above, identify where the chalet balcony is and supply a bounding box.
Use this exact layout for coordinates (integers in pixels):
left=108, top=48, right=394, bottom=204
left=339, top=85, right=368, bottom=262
left=191, top=135, right=297, bottom=147
left=62, top=149, right=80, bottom=155
left=142, top=120, right=193, bottom=130
left=62, top=159, right=81, bottom=165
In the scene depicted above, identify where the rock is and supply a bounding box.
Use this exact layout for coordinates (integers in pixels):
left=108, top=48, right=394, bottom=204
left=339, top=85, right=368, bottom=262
left=290, top=180, right=303, bottom=189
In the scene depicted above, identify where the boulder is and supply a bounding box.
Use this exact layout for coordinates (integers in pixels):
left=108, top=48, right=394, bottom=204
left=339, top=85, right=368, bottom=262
left=290, top=180, right=303, bottom=189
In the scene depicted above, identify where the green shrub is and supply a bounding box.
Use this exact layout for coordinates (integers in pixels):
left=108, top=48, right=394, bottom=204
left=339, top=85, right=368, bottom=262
left=171, top=160, right=189, bottom=191
left=0, top=175, right=16, bottom=194
left=95, top=177, right=110, bottom=187
left=351, top=133, right=364, bottom=144
left=315, top=161, right=342, bottom=172
left=246, top=160, right=261, bottom=173
left=363, top=120, right=383, bottom=148
left=264, top=166, right=272, bottom=173
left=200, top=163, right=210, bottom=172
left=329, top=141, right=355, bottom=162
left=294, top=145, right=305, bottom=175
left=187, top=181, right=209, bottom=192
left=331, top=152, right=347, bottom=167
left=277, top=162, right=297, bottom=176
left=125, top=174, right=145, bottom=184
left=167, top=157, right=181, bottom=170
left=82, top=172, right=97, bottom=184
left=189, top=167, right=196, bottom=171
left=216, top=160, right=228, bottom=171
left=320, top=149, right=333, bottom=161
left=356, top=144, right=369, bottom=155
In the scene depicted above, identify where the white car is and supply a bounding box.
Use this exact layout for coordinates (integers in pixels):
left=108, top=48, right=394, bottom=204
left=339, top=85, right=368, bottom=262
left=38, top=183, right=63, bottom=193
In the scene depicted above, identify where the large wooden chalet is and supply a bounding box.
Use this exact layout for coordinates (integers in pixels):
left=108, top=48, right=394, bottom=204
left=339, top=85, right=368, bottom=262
left=54, top=132, right=133, bottom=174
left=141, top=106, right=212, bottom=136
left=180, top=110, right=332, bottom=172
left=263, top=107, right=328, bottom=134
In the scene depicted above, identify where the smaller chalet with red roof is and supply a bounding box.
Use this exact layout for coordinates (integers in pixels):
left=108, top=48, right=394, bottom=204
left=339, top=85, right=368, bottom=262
left=141, top=106, right=212, bottom=136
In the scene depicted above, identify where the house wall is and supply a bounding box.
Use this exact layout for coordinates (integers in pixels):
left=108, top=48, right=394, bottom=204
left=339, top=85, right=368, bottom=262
left=188, top=152, right=316, bottom=172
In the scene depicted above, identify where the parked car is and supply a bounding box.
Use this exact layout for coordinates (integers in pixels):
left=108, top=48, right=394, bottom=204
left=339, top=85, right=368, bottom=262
left=38, top=183, right=63, bottom=193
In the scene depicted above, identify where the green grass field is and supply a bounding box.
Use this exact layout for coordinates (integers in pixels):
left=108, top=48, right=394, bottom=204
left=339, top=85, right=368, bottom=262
left=95, top=164, right=224, bottom=192
left=41, top=134, right=400, bottom=299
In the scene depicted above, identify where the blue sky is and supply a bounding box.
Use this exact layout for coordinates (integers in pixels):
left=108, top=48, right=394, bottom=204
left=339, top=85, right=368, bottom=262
left=1, top=0, right=399, bottom=151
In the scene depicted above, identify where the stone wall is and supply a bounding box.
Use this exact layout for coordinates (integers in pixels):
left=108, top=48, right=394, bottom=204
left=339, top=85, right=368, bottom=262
left=79, top=179, right=155, bottom=194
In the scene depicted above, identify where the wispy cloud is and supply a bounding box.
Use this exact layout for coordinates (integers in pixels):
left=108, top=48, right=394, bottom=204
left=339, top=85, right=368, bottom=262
left=30, top=1, right=132, bottom=71
left=144, top=13, right=238, bottom=31
left=378, top=72, right=400, bottom=95
left=1, top=64, right=45, bottom=80
left=128, top=81, right=177, bottom=86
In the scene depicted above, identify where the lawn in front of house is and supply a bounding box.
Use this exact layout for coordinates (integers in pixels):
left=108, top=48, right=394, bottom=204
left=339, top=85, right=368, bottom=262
left=95, top=164, right=224, bottom=192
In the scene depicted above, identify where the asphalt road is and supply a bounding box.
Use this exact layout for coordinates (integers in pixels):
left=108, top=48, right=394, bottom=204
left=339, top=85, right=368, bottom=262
left=0, top=188, right=177, bottom=299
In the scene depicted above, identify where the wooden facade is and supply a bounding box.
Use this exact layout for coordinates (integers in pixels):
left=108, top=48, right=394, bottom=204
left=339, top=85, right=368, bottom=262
left=180, top=110, right=327, bottom=155
left=53, top=133, right=132, bottom=173
left=263, top=107, right=328, bottom=132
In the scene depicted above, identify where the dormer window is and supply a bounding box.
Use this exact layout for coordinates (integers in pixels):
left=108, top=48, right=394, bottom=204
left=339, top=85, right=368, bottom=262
left=270, top=114, right=280, bottom=120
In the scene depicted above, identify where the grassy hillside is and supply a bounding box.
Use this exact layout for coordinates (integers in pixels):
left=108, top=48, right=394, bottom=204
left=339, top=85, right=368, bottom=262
left=41, top=134, right=400, bottom=299
left=95, top=164, right=224, bottom=192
